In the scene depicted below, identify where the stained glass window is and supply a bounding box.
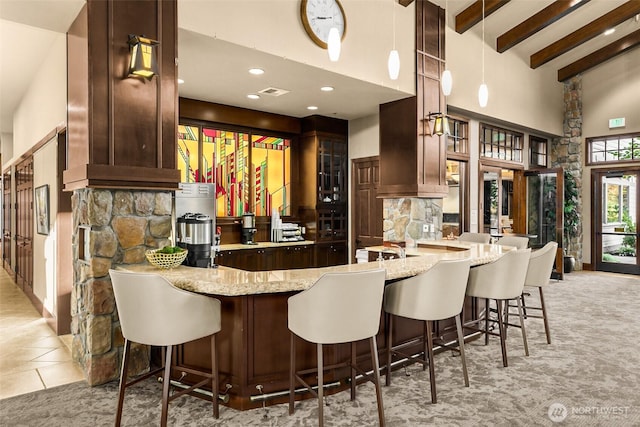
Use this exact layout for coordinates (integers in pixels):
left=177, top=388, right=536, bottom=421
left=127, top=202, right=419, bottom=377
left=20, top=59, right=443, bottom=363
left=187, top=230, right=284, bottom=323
left=251, top=135, right=291, bottom=216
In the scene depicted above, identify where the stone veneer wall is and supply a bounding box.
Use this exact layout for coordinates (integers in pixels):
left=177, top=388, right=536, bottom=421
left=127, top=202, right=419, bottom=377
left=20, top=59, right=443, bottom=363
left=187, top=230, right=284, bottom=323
left=383, top=198, right=442, bottom=246
left=71, top=189, right=173, bottom=385
left=550, top=75, right=583, bottom=270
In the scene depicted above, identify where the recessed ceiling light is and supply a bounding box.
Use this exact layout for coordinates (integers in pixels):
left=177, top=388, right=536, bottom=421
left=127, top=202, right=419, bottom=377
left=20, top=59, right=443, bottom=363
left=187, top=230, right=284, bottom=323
left=247, top=94, right=260, bottom=100
left=249, top=68, right=264, bottom=75
left=320, top=86, right=334, bottom=92
left=603, top=28, right=615, bottom=36
left=177, top=78, right=184, bottom=84
left=307, top=106, right=318, bottom=110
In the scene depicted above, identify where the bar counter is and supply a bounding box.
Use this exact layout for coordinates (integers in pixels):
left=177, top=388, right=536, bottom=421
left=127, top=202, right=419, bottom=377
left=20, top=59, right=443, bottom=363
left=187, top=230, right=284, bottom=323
left=123, top=242, right=512, bottom=410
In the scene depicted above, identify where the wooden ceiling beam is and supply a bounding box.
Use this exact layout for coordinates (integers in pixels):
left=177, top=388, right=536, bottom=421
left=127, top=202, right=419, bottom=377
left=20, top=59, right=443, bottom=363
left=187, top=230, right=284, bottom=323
left=455, top=0, right=510, bottom=34
left=398, top=0, right=414, bottom=6
left=497, top=0, right=590, bottom=53
left=557, top=28, right=640, bottom=81
left=531, top=0, right=640, bottom=69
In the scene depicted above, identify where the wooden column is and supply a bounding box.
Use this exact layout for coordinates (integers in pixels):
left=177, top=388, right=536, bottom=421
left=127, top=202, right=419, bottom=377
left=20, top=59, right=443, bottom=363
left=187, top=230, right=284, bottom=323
left=65, top=0, right=179, bottom=191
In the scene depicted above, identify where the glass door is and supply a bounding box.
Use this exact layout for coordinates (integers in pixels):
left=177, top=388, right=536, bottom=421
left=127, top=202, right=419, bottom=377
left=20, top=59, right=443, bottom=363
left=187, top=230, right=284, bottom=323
left=479, top=166, right=514, bottom=236
left=594, top=169, right=639, bottom=275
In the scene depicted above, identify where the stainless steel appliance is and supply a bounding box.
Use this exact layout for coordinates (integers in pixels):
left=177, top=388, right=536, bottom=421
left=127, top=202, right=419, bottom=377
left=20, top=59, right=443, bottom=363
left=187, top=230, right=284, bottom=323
left=174, top=183, right=216, bottom=267
left=176, top=213, right=212, bottom=267
left=241, top=213, right=257, bottom=245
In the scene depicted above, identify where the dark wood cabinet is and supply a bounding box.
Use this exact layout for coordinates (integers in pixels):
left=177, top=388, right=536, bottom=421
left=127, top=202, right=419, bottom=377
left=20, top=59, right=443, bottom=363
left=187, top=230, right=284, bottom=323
left=299, top=116, right=348, bottom=266
left=280, top=245, right=314, bottom=270
left=378, top=0, right=448, bottom=199
left=216, top=245, right=315, bottom=271
left=315, top=242, right=347, bottom=267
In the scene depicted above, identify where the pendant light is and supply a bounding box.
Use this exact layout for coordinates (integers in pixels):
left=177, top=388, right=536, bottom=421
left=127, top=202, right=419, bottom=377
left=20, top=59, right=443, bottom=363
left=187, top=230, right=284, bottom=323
left=328, top=27, right=341, bottom=62
left=441, top=0, right=452, bottom=95
left=478, top=0, right=488, bottom=107
left=388, top=0, right=400, bottom=80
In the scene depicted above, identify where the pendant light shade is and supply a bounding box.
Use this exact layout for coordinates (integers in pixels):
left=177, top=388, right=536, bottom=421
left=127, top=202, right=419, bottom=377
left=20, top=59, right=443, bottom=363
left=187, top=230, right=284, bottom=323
left=388, top=50, right=400, bottom=80
left=441, top=69, right=452, bottom=96
left=478, top=83, right=489, bottom=108
left=328, top=27, right=341, bottom=62
left=433, top=115, right=451, bottom=136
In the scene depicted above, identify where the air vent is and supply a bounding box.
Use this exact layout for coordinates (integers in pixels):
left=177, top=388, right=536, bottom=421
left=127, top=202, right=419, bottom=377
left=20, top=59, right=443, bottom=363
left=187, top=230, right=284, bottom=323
left=258, top=87, right=290, bottom=97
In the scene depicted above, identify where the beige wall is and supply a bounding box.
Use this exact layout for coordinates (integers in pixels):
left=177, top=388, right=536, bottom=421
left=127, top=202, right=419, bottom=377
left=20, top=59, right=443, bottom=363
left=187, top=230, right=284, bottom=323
left=10, top=34, right=66, bottom=165
left=179, top=0, right=416, bottom=95
left=580, top=55, right=640, bottom=264
left=33, top=139, right=59, bottom=313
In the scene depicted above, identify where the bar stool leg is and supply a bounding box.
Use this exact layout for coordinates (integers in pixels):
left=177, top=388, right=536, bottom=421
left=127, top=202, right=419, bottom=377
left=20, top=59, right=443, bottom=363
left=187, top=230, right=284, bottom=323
left=422, top=321, right=428, bottom=371
left=369, top=337, right=386, bottom=426
left=484, top=298, right=490, bottom=345
left=317, top=343, right=324, bottom=427
left=455, top=314, right=469, bottom=387
left=289, top=333, right=296, bottom=415
left=496, top=300, right=508, bottom=367
left=539, top=287, right=551, bottom=344
left=211, top=334, right=219, bottom=419
left=516, top=296, right=530, bottom=356
left=160, top=345, right=173, bottom=427
left=350, top=342, right=356, bottom=400
left=425, top=320, right=437, bottom=404
left=115, top=339, right=132, bottom=427
left=385, top=314, right=393, bottom=387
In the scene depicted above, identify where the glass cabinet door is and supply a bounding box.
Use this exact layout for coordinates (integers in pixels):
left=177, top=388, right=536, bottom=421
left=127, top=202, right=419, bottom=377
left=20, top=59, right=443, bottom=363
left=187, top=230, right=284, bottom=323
left=318, top=137, right=346, bottom=203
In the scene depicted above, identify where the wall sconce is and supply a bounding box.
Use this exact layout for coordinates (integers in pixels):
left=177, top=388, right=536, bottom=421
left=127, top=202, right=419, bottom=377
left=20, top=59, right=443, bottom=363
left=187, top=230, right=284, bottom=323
left=426, top=112, right=451, bottom=136
left=128, top=35, right=159, bottom=79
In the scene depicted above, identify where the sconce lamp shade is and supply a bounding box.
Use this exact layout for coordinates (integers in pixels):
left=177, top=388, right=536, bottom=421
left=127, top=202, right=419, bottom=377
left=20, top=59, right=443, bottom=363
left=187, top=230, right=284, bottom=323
left=427, top=112, right=450, bottom=136
left=327, top=27, right=341, bottom=62
left=441, top=69, right=452, bottom=96
left=478, top=83, right=489, bottom=107
left=388, top=50, right=400, bottom=80
left=128, top=35, right=159, bottom=79
left=433, top=115, right=451, bottom=136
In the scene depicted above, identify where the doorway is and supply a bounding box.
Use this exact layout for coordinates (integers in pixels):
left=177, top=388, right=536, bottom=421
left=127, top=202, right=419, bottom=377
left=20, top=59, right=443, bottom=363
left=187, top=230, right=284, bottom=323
left=593, top=168, right=639, bottom=275
left=479, top=165, right=515, bottom=236
left=351, top=156, right=383, bottom=261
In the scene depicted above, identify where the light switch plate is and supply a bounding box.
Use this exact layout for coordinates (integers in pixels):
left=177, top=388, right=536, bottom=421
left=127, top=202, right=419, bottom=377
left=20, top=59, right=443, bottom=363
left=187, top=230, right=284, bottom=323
left=423, top=224, right=429, bottom=233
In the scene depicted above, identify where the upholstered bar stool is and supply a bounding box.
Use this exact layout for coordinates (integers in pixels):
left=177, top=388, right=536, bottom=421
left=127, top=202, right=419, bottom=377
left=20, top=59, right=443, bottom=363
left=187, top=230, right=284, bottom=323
left=288, top=269, right=387, bottom=426
left=383, top=258, right=471, bottom=404
left=458, top=232, right=491, bottom=244
left=109, top=270, right=222, bottom=427
left=496, top=235, right=529, bottom=249
left=521, top=241, right=558, bottom=343
left=465, top=249, right=531, bottom=367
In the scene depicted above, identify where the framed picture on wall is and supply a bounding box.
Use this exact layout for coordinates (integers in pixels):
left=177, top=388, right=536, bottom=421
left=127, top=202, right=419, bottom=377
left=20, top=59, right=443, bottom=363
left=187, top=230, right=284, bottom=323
left=35, top=184, right=50, bottom=235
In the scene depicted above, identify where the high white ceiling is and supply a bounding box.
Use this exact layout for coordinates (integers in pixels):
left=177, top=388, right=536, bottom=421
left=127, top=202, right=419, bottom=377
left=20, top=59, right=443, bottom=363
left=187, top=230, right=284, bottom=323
left=1, top=0, right=639, bottom=134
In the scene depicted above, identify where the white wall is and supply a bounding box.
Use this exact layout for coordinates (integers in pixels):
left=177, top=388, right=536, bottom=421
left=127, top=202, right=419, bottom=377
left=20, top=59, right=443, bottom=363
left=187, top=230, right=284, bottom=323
left=1, top=133, right=13, bottom=163
left=33, top=139, right=58, bottom=313
left=580, top=54, right=640, bottom=264
left=179, top=0, right=416, bottom=95
left=10, top=34, right=67, bottom=163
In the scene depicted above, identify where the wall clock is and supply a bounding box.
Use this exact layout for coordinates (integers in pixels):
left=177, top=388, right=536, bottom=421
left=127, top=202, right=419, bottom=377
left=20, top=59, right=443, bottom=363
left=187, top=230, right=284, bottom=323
left=300, top=0, right=347, bottom=49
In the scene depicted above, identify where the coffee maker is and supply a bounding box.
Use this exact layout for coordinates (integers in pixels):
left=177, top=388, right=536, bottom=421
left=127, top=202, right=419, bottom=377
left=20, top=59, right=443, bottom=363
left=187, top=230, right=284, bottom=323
left=241, top=213, right=257, bottom=244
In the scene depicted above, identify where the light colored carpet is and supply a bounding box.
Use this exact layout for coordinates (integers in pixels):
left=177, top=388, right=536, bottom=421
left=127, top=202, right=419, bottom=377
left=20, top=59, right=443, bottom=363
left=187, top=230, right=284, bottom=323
left=1, top=271, right=639, bottom=426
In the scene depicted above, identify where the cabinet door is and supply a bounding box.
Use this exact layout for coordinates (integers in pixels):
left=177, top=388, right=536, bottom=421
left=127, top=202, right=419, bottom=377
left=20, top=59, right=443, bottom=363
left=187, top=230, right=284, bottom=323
left=315, top=243, right=347, bottom=267
left=317, top=206, right=347, bottom=241
left=318, top=137, right=347, bottom=203
left=215, top=250, right=237, bottom=268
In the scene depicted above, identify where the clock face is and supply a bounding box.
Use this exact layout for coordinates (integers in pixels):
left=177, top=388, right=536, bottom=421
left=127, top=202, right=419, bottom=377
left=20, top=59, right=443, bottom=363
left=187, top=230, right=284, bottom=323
left=301, top=0, right=346, bottom=49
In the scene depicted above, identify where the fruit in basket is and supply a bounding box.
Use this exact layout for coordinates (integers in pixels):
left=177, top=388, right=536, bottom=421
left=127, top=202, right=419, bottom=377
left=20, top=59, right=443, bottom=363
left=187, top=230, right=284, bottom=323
left=157, top=245, right=184, bottom=254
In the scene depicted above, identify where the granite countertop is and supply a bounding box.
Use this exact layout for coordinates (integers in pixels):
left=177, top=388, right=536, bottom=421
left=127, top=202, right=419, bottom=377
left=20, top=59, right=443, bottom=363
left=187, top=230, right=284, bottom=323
left=123, top=241, right=511, bottom=297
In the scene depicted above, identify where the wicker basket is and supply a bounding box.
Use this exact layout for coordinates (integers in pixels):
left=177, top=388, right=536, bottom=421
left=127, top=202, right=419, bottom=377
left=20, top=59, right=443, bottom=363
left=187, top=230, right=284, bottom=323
left=145, top=248, right=188, bottom=269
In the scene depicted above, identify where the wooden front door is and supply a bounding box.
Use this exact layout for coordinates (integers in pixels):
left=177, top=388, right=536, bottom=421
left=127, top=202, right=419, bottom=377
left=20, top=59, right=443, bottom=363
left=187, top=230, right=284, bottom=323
left=15, top=157, right=33, bottom=294
left=2, top=171, right=12, bottom=274
left=352, top=156, right=383, bottom=261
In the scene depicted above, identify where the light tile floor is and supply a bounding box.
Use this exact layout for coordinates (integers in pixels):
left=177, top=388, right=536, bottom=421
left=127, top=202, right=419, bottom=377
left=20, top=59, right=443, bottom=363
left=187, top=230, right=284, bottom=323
left=0, top=269, right=84, bottom=399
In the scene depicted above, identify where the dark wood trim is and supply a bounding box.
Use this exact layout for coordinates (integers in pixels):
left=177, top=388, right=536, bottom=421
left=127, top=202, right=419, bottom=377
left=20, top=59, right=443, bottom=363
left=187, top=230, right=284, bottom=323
left=455, top=0, right=510, bottom=34
left=558, top=29, right=640, bottom=81
left=478, top=158, right=525, bottom=170
left=54, top=129, right=72, bottom=335
left=179, top=98, right=301, bottom=135
left=530, top=1, right=640, bottom=69
left=399, top=0, right=414, bottom=6
left=497, top=0, right=589, bottom=53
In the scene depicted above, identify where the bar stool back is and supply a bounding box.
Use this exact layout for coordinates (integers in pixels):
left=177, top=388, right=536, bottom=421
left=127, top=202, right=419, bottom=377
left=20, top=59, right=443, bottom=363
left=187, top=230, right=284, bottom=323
left=497, top=235, right=529, bottom=249
left=524, top=241, right=558, bottom=343
left=465, top=249, right=531, bottom=367
left=383, top=258, right=471, bottom=403
left=458, top=232, right=491, bottom=244
left=288, top=269, right=386, bottom=426
left=109, top=270, right=222, bottom=427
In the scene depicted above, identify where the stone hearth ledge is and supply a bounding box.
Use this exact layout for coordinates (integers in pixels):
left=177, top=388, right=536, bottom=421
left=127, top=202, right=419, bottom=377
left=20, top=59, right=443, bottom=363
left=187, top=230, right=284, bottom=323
left=122, top=242, right=511, bottom=297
